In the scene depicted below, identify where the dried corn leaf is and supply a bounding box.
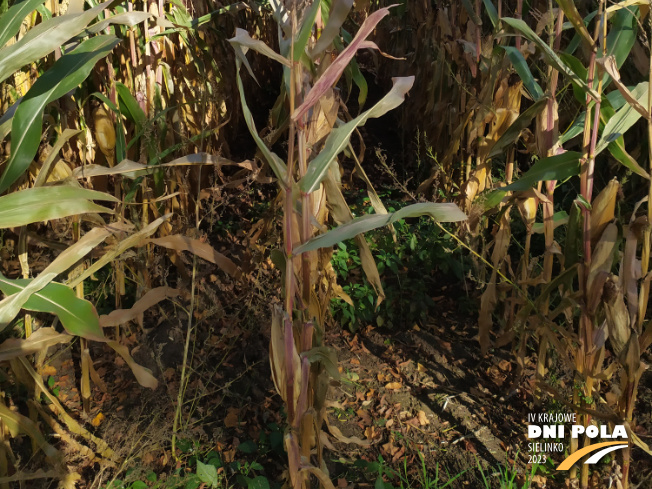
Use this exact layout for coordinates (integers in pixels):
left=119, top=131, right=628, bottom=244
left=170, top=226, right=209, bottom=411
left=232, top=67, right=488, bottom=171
left=148, top=235, right=239, bottom=278
left=16, top=357, right=115, bottom=459
left=597, top=56, right=650, bottom=120
left=107, top=341, right=158, bottom=389
left=270, top=307, right=301, bottom=410
left=0, top=401, right=59, bottom=459
left=325, top=417, right=370, bottom=446
left=293, top=6, right=394, bottom=121
left=0, top=227, right=110, bottom=329
left=590, top=179, right=619, bottom=243
left=68, top=214, right=171, bottom=288
left=99, top=287, right=181, bottom=327
left=0, top=327, right=71, bottom=361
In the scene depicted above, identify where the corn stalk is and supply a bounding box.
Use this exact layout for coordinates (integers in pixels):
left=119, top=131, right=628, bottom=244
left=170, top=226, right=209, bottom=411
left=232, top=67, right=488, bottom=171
left=230, top=2, right=465, bottom=487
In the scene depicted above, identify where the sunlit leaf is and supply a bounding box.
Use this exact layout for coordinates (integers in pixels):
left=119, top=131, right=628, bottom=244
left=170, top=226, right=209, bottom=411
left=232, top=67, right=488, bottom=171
left=0, top=227, right=110, bottom=328
left=293, top=6, right=393, bottom=121
left=482, top=0, right=499, bottom=28
left=300, top=76, right=414, bottom=193
left=501, top=17, right=599, bottom=100
left=0, top=35, right=120, bottom=193
left=294, top=203, right=466, bottom=255
left=0, top=327, right=71, bottom=361
left=0, top=0, right=48, bottom=48
left=0, top=274, right=104, bottom=339
left=0, top=186, right=115, bottom=229
left=502, top=46, right=544, bottom=100
left=0, top=0, right=115, bottom=84
left=596, top=82, right=649, bottom=155
left=556, top=0, right=594, bottom=49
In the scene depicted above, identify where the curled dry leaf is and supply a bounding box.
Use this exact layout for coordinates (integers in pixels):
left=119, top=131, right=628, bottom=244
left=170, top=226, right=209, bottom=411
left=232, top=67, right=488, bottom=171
left=325, top=417, right=371, bottom=446
left=107, top=341, right=158, bottom=389
left=597, top=55, right=650, bottom=120
left=418, top=410, right=430, bottom=426
left=0, top=400, right=59, bottom=459
left=0, top=226, right=110, bottom=329
left=68, top=214, right=172, bottom=288
left=0, top=327, right=72, bottom=362
left=99, top=287, right=181, bottom=327
left=148, top=235, right=240, bottom=278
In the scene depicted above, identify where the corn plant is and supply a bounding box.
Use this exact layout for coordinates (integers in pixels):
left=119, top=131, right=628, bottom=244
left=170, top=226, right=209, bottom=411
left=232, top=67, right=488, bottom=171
left=0, top=0, right=171, bottom=482
left=229, top=2, right=465, bottom=487
left=456, top=2, right=652, bottom=488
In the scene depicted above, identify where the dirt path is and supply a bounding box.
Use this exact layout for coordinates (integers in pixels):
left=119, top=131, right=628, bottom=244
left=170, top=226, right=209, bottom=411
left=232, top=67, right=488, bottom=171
left=322, top=294, right=532, bottom=488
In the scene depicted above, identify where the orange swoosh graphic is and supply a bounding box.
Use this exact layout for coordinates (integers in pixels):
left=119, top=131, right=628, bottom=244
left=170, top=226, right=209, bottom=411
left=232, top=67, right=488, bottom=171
left=557, top=441, right=627, bottom=471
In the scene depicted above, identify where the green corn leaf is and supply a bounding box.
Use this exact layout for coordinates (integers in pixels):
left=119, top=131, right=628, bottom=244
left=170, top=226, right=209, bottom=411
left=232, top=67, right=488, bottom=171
left=0, top=0, right=114, bottom=84
left=605, top=6, right=638, bottom=73
left=607, top=138, right=650, bottom=179
left=485, top=152, right=582, bottom=209
left=0, top=185, right=116, bottom=229
left=503, top=151, right=582, bottom=191
left=293, top=5, right=393, bottom=121
left=299, top=76, right=414, bottom=194
left=0, top=35, right=120, bottom=193
left=115, top=81, right=146, bottom=127
left=560, top=111, right=586, bottom=144
left=0, top=227, right=110, bottom=329
left=0, top=0, right=48, bottom=48
left=234, top=59, right=287, bottom=183
left=311, top=0, right=354, bottom=58
left=0, top=97, right=19, bottom=142
left=482, top=0, right=499, bottom=28
left=502, top=46, right=544, bottom=100
left=348, top=57, right=368, bottom=109
left=461, top=0, right=482, bottom=26
left=533, top=210, right=569, bottom=234
left=293, top=202, right=466, bottom=255
left=501, top=17, right=599, bottom=101
left=556, top=0, right=594, bottom=49
left=0, top=273, right=104, bottom=339
left=558, top=52, right=588, bottom=103
left=564, top=10, right=598, bottom=55
left=596, top=81, right=649, bottom=156
left=293, top=0, right=321, bottom=61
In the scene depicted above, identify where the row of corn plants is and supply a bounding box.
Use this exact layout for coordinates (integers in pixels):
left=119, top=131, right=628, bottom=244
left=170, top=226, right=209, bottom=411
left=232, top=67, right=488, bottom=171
left=394, top=1, right=652, bottom=487
left=0, top=0, right=254, bottom=484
